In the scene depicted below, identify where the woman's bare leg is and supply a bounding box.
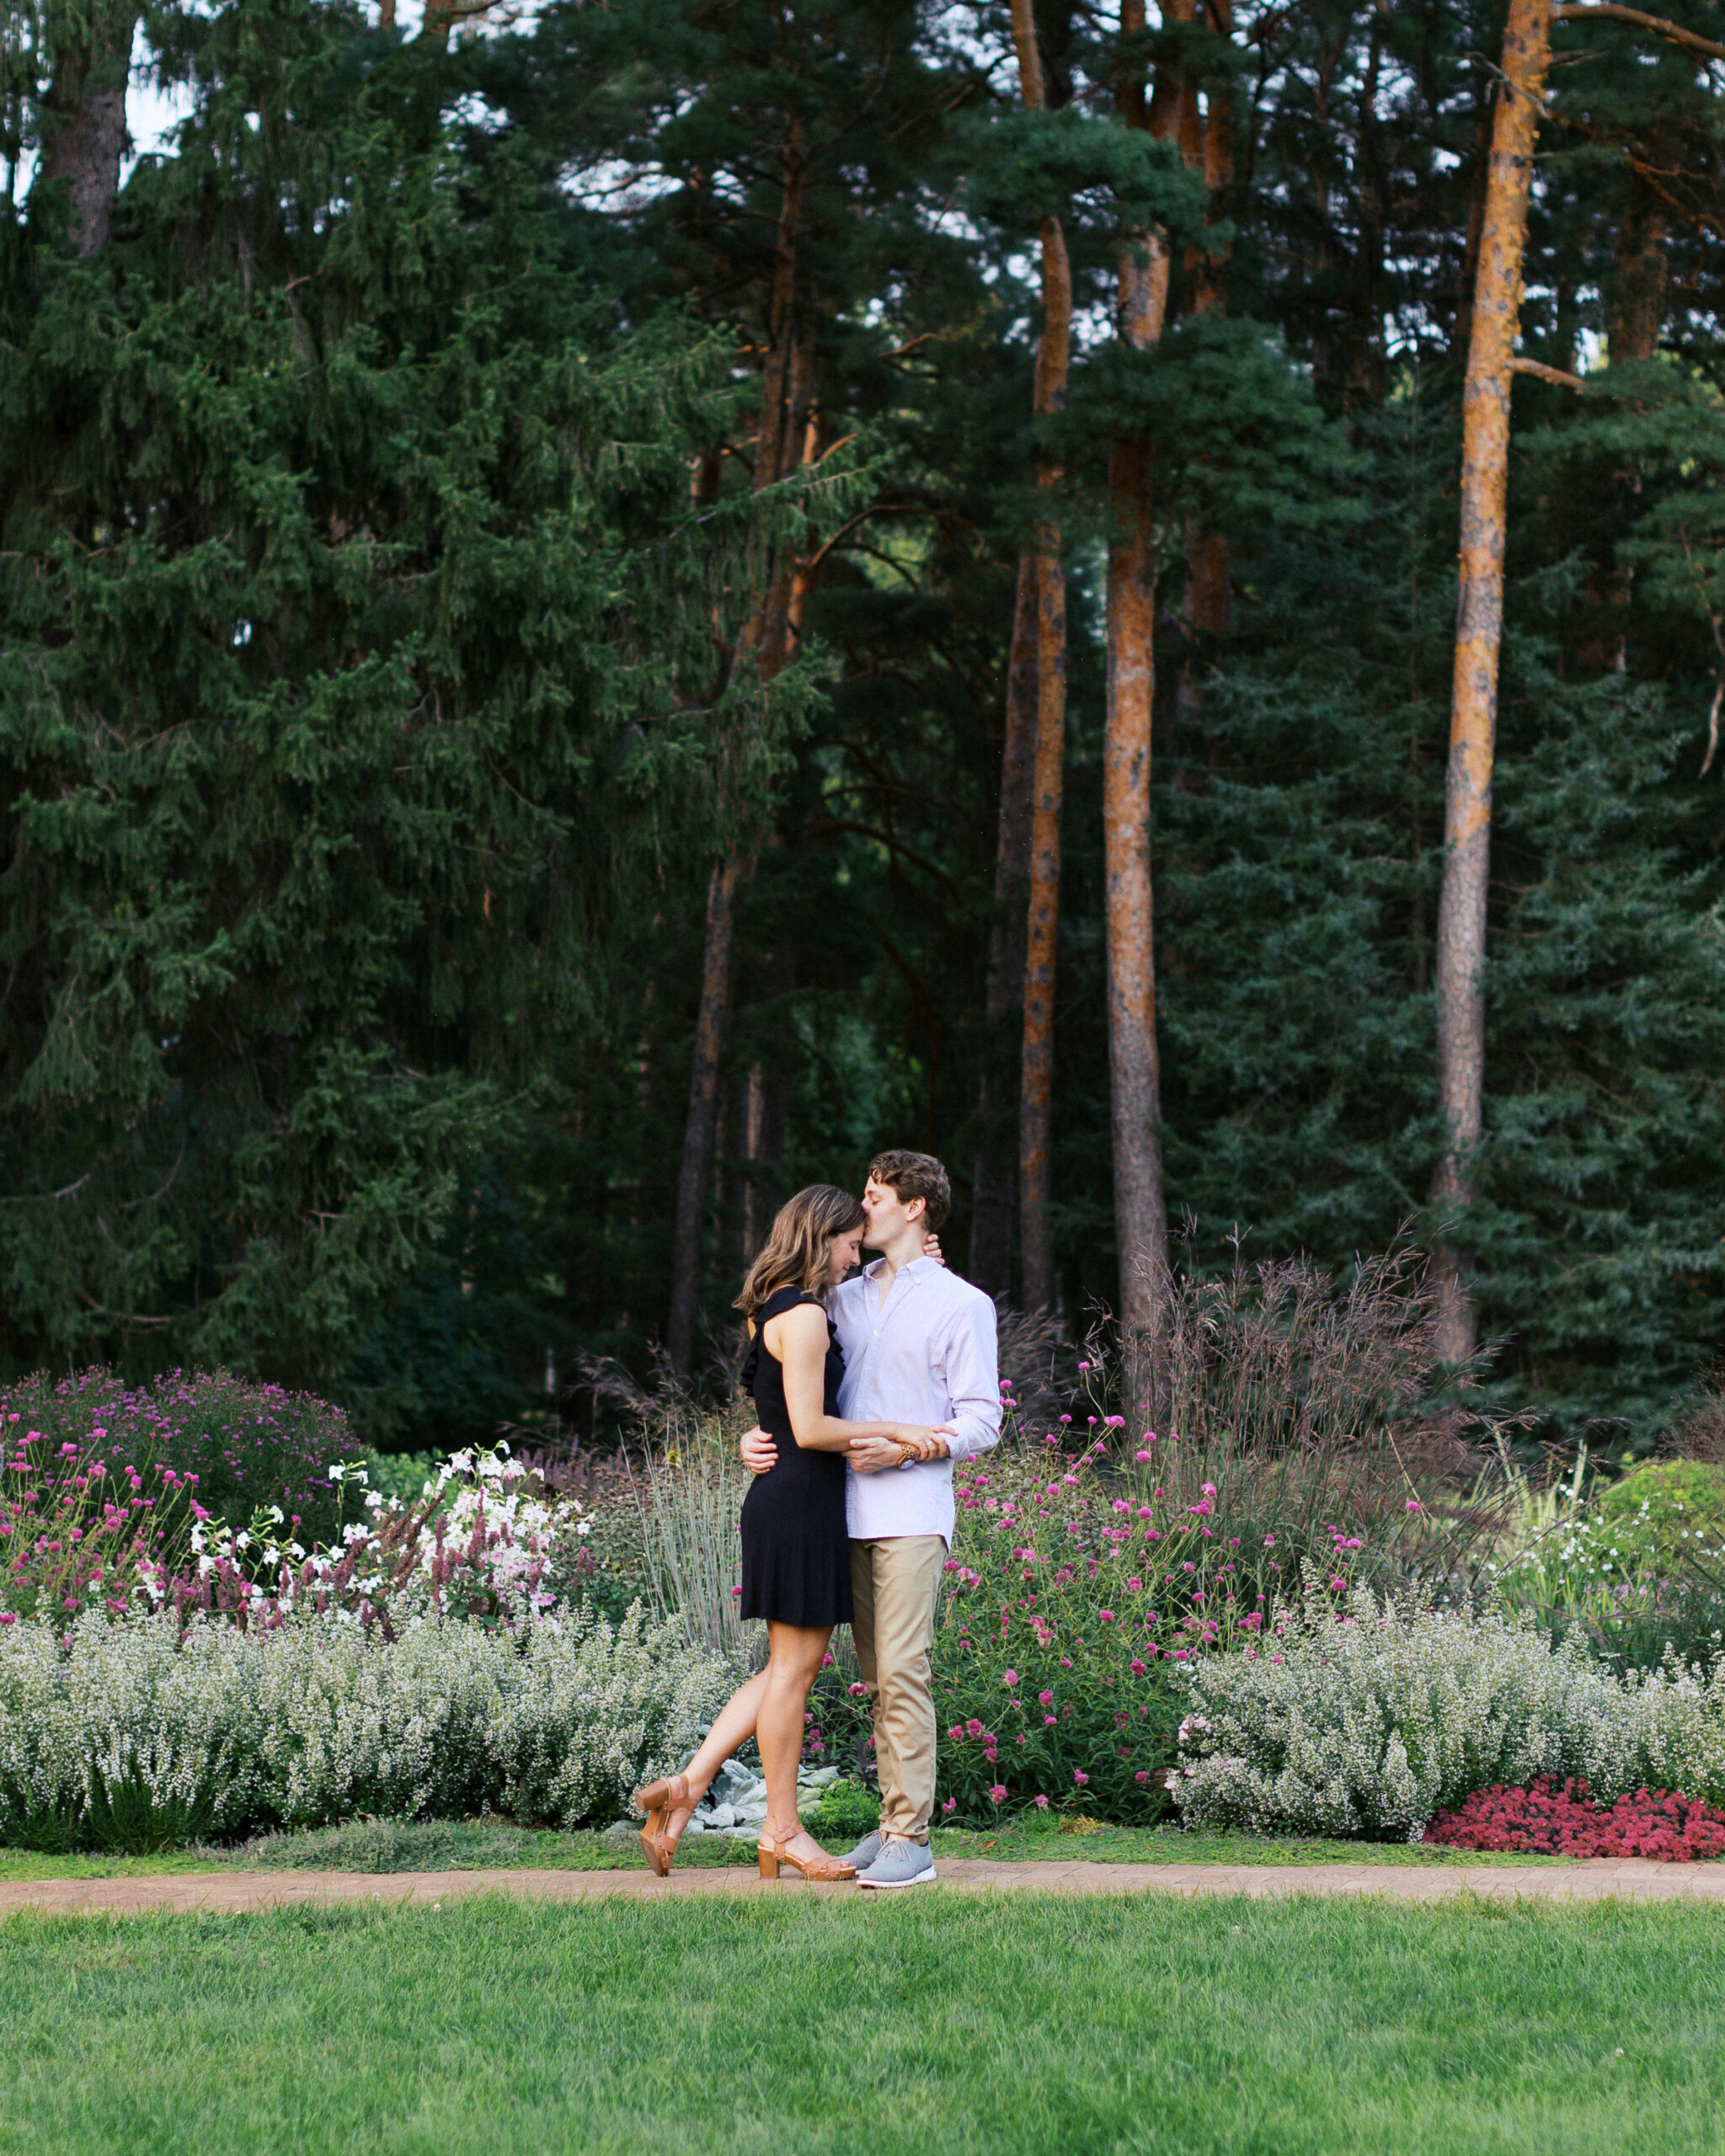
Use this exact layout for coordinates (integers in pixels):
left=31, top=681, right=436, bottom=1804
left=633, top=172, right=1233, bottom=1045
left=758, top=1620, right=833, bottom=1854
left=660, top=1668, right=769, bottom=1845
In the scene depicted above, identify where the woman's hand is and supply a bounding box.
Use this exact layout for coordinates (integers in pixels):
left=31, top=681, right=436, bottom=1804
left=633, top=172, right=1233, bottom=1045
left=893, top=1425, right=952, bottom=1462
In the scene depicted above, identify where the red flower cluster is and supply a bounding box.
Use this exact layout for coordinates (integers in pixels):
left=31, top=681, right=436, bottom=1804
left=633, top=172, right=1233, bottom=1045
left=1424, top=1777, right=1725, bottom=1862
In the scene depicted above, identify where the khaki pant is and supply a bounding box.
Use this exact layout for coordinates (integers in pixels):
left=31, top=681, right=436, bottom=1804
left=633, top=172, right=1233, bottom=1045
left=849, top=1534, right=946, bottom=1844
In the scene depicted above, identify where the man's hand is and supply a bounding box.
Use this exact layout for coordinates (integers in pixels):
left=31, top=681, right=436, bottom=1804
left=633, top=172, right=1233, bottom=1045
left=847, top=1433, right=908, bottom=1476
left=740, top=1427, right=778, bottom=1475
left=921, top=1233, right=946, bottom=1267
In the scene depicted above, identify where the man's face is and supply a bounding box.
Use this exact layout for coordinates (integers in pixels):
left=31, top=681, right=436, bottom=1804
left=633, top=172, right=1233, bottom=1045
left=862, top=1175, right=924, bottom=1248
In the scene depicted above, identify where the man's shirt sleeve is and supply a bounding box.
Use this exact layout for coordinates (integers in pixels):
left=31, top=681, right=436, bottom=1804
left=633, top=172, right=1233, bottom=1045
left=941, top=1288, right=1001, bottom=1461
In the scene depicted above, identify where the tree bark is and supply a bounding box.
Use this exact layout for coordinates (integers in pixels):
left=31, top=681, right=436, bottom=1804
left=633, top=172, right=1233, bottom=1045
left=970, top=557, right=1039, bottom=1292
left=1430, top=0, right=1552, bottom=1362
left=665, top=119, right=810, bottom=1371
left=1176, top=0, right=1232, bottom=739
left=39, top=4, right=136, bottom=257
left=667, top=851, right=750, bottom=1372
left=1105, top=0, right=1174, bottom=1349
left=1011, top=0, right=1073, bottom=1314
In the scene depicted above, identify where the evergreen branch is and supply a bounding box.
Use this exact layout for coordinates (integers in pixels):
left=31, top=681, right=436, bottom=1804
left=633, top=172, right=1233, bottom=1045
left=1509, top=357, right=1585, bottom=390
left=1551, top=3, right=1725, bottom=62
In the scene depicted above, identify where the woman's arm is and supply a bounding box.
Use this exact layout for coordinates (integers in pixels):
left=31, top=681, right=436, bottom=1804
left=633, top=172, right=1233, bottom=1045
left=763, top=1304, right=948, bottom=1455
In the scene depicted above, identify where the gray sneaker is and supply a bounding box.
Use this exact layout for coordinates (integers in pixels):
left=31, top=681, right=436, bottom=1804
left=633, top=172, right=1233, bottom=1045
left=856, top=1836, right=936, bottom=1891
left=842, top=1828, right=884, bottom=1873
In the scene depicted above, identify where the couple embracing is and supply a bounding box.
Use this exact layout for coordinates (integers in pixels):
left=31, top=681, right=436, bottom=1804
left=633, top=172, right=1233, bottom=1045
left=635, top=1150, right=1001, bottom=1887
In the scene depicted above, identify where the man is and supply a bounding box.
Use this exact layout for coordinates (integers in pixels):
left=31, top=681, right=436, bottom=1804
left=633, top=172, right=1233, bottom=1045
left=740, top=1149, right=1001, bottom=1888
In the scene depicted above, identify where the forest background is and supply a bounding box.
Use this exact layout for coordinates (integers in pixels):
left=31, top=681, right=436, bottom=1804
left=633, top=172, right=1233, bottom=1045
left=4, top=0, right=1724, bottom=1460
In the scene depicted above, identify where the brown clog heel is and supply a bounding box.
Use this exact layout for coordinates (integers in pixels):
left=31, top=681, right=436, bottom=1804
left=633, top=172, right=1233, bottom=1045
left=756, top=1833, right=857, bottom=1882
left=634, top=1772, right=697, bottom=1877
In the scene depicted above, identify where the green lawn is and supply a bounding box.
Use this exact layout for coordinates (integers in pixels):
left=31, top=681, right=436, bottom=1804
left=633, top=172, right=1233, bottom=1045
left=2, top=1893, right=1720, bottom=2154
left=0, top=1814, right=1578, bottom=1881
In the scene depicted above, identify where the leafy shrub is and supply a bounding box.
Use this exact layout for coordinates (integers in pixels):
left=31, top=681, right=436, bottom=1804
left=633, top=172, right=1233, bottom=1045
left=1172, top=1576, right=1725, bottom=1839
left=0, top=1603, right=734, bottom=1851
left=1489, top=1446, right=1725, bottom=1673
left=805, top=1438, right=1369, bottom=1824
left=1597, top=1460, right=1725, bottom=1564
left=1424, top=1778, right=1725, bottom=1861
left=804, top=1778, right=880, bottom=1844
left=0, top=1369, right=360, bottom=1552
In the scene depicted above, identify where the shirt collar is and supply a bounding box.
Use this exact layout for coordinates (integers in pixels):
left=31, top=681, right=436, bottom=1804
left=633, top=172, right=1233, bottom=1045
left=861, top=1254, right=937, bottom=1285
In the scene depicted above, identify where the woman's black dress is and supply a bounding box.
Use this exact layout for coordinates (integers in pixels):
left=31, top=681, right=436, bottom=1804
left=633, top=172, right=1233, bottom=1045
left=739, top=1285, right=853, bottom=1627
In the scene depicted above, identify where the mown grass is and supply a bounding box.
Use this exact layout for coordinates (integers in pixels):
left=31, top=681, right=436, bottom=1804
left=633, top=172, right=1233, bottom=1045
left=0, top=1813, right=1584, bottom=1881
left=2, top=1892, right=1720, bottom=2154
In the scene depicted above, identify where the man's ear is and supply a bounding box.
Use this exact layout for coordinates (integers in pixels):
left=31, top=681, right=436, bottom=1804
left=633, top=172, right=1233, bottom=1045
left=905, top=1193, right=927, bottom=1224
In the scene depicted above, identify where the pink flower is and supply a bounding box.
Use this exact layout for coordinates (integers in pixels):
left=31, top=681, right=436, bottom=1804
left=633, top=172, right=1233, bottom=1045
left=965, top=1717, right=984, bottom=1738
left=1130, top=1657, right=1147, bottom=1676
left=1044, top=1715, right=1056, bottom=1726
left=1002, top=1669, right=1019, bottom=1686
left=1135, top=1450, right=1152, bottom=1464
left=1037, top=1689, right=1054, bottom=1705
left=1099, top=1609, right=1115, bottom=1623
left=1263, top=1534, right=1276, bottom=1548
left=1135, top=1770, right=1150, bottom=1784
left=942, top=1796, right=958, bottom=1814
left=948, top=1725, right=964, bottom=1741
left=1126, top=1577, right=1142, bottom=1591
left=1073, top=1770, right=1090, bottom=1786
left=1033, top=1794, right=1049, bottom=1810
left=1329, top=1577, right=1347, bottom=1592
left=1406, top=1498, right=1423, bottom=1513
left=989, top=1785, right=1007, bottom=1803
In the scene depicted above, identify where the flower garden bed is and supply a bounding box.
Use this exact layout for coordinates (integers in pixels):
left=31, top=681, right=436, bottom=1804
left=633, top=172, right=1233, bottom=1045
left=1424, top=1779, right=1725, bottom=1861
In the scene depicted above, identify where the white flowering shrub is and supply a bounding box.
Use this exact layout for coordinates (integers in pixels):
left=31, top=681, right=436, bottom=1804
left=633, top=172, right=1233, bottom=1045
left=0, top=1602, right=734, bottom=1849
left=1170, top=1573, right=1725, bottom=1838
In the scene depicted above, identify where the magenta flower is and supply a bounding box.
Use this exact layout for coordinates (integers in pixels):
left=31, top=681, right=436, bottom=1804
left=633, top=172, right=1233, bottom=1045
left=1130, top=1657, right=1147, bottom=1676
left=1033, top=1794, right=1049, bottom=1810
left=965, top=1717, right=984, bottom=1738
left=942, top=1796, right=958, bottom=1814
left=1135, top=1449, right=1152, bottom=1464
left=1002, top=1668, right=1019, bottom=1686
left=1037, top=1689, right=1054, bottom=1705
left=1073, top=1769, right=1090, bottom=1786
left=948, top=1724, right=964, bottom=1741
left=1099, top=1609, right=1115, bottom=1623
left=989, top=1785, right=1007, bottom=1803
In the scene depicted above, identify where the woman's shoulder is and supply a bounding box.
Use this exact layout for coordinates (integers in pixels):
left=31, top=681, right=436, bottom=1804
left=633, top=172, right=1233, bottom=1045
left=758, top=1283, right=824, bottom=1320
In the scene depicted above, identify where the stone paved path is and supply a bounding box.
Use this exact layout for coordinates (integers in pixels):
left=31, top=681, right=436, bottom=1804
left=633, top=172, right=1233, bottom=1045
left=4, top=1856, right=1724, bottom=1919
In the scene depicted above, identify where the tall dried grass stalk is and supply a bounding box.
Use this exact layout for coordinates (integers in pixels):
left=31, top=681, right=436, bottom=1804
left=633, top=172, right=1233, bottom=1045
left=625, top=1403, right=762, bottom=1671
left=1108, top=1240, right=1504, bottom=1587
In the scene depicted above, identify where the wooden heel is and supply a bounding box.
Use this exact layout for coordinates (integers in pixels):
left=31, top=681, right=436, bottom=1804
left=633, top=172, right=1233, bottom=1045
left=757, top=1845, right=781, bottom=1879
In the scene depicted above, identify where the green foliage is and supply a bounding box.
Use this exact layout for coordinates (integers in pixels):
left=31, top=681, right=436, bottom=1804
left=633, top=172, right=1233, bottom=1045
left=1599, top=1460, right=1725, bottom=1555
left=802, top=1777, right=879, bottom=1844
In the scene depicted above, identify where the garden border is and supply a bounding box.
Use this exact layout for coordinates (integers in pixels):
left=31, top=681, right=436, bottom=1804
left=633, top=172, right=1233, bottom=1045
left=5, top=1855, right=1725, bottom=1919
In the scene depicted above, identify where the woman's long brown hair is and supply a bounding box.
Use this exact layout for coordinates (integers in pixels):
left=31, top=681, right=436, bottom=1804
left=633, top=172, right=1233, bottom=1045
left=735, top=1184, right=865, bottom=1321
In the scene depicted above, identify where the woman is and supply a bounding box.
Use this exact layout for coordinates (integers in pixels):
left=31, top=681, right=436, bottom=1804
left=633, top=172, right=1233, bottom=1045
left=633, top=1184, right=949, bottom=1881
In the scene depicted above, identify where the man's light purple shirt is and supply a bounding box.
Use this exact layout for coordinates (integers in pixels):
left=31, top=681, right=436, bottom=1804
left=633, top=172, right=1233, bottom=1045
left=830, top=1254, right=1001, bottom=1545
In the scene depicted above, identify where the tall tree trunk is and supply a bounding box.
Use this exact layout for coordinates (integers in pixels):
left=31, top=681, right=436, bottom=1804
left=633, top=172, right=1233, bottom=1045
left=1176, top=0, right=1232, bottom=739
left=667, top=851, right=750, bottom=1371
left=1105, top=0, right=1174, bottom=1350
left=1011, top=0, right=1073, bottom=1314
left=1430, top=0, right=1552, bottom=1363
left=970, top=558, right=1039, bottom=1291
left=665, top=121, right=810, bottom=1372
left=38, top=3, right=136, bottom=257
